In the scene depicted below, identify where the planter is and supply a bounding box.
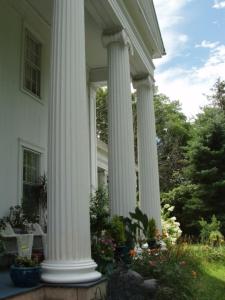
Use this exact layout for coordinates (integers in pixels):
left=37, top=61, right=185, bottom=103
left=10, top=265, right=41, bottom=287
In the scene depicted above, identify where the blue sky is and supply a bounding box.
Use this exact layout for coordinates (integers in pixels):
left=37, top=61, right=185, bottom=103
left=153, top=0, right=225, bottom=118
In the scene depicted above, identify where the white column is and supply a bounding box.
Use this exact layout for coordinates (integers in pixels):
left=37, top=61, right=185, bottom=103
left=102, top=30, right=136, bottom=217
left=133, top=76, right=162, bottom=231
left=41, top=0, right=101, bottom=283
left=89, top=86, right=98, bottom=194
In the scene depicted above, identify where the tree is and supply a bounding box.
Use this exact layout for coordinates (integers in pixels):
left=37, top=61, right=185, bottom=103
left=185, top=106, right=225, bottom=234
left=96, top=88, right=108, bottom=144
left=154, top=94, right=191, bottom=192
left=208, top=78, right=225, bottom=112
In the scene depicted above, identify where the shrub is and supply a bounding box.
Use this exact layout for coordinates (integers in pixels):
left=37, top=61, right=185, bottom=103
left=109, top=216, right=126, bottom=246
left=209, top=231, right=224, bottom=247
left=130, top=244, right=200, bottom=300
left=199, top=215, right=223, bottom=245
left=91, top=237, right=115, bottom=275
left=90, top=187, right=109, bottom=237
left=161, top=204, right=182, bottom=246
left=147, top=218, right=157, bottom=241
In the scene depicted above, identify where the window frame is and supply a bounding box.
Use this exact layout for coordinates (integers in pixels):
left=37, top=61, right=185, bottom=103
left=17, top=139, right=45, bottom=205
left=20, top=24, right=44, bottom=103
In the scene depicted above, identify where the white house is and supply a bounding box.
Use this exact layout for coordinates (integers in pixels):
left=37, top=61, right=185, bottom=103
left=0, top=0, right=165, bottom=284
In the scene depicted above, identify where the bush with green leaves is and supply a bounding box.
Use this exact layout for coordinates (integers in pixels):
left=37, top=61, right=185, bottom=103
left=199, top=215, right=224, bottom=245
left=130, top=244, right=200, bottom=300
left=90, top=187, right=109, bottom=237
left=209, top=231, right=224, bottom=246
left=161, top=204, right=182, bottom=246
left=109, top=216, right=126, bottom=246
left=91, top=237, right=115, bottom=275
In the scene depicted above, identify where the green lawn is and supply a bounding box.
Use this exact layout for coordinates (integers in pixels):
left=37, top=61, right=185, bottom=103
left=185, top=245, right=225, bottom=300
left=194, top=261, right=225, bottom=300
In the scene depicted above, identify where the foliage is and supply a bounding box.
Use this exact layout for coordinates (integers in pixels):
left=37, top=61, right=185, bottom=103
left=130, top=244, right=225, bottom=300
left=209, top=231, right=224, bottom=247
left=199, top=215, right=224, bottom=245
left=161, top=183, right=203, bottom=235
left=129, top=206, right=149, bottom=238
left=130, top=244, right=200, bottom=300
left=161, top=204, right=182, bottom=246
left=185, top=105, right=225, bottom=234
left=154, top=94, right=191, bottom=192
left=147, top=218, right=157, bottom=240
left=192, top=244, right=225, bottom=263
left=14, top=256, right=39, bottom=268
left=208, top=78, right=225, bottom=112
left=0, top=218, right=6, bottom=232
left=0, top=206, right=28, bottom=232
left=96, top=88, right=108, bottom=144
left=122, top=216, right=139, bottom=246
left=109, top=216, right=126, bottom=246
left=91, top=237, right=116, bottom=275
left=90, top=187, right=109, bottom=237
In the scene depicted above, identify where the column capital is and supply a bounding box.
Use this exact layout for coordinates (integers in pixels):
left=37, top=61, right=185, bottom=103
left=133, top=75, right=155, bottom=89
left=102, top=29, right=133, bottom=55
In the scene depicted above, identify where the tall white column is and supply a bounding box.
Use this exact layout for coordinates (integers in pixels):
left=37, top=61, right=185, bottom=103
left=41, top=0, right=101, bottom=283
left=102, top=30, right=136, bottom=217
left=89, top=86, right=98, bottom=194
left=133, top=76, right=162, bottom=231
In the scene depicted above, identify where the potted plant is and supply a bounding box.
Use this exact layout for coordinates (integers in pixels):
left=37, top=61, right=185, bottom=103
left=10, top=256, right=41, bottom=287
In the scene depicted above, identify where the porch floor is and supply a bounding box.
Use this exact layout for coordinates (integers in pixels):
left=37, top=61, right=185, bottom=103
left=0, top=270, right=43, bottom=300
left=0, top=270, right=107, bottom=300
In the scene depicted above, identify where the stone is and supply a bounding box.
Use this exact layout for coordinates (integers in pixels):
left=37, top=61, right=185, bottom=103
left=107, top=268, right=158, bottom=300
left=140, top=279, right=158, bottom=298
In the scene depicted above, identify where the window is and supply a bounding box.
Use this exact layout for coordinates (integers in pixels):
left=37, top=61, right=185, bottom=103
left=22, top=148, right=40, bottom=203
left=23, top=29, right=42, bottom=98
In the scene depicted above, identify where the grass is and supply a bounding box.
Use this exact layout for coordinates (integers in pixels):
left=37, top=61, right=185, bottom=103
left=191, top=245, right=225, bottom=300
left=195, top=262, right=225, bottom=300
left=130, top=244, right=225, bottom=300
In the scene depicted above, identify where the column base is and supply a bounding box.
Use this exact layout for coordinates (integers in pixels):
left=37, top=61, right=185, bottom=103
left=41, top=259, right=101, bottom=283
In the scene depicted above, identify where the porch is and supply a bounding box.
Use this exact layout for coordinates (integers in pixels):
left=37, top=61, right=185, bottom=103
left=0, top=0, right=165, bottom=286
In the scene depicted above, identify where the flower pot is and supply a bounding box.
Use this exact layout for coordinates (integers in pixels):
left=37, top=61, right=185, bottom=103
left=10, top=265, right=41, bottom=287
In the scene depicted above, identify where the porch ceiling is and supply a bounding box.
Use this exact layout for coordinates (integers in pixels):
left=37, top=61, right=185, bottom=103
left=25, top=0, right=165, bottom=82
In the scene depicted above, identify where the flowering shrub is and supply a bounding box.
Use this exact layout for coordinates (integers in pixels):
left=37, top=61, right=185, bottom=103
left=161, top=204, right=182, bottom=246
left=130, top=244, right=200, bottom=300
left=91, top=237, right=116, bottom=275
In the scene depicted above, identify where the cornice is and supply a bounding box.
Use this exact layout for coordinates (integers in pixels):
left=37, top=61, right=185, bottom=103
left=107, top=0, right=155, bottom=75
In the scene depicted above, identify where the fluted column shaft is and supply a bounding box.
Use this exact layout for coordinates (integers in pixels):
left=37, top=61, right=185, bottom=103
left=134, top=77, right=162, bottom=231
left=41, top=0, right=101, bottom=283
left=89, top=86, right=98, bottom=193
left=103, top=30, right=136, bottom=217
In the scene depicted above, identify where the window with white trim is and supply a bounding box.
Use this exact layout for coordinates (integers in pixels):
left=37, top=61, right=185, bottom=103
left=22, top=148, right=41, bottom=202
left=23, top=29, right=42, bottom=98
